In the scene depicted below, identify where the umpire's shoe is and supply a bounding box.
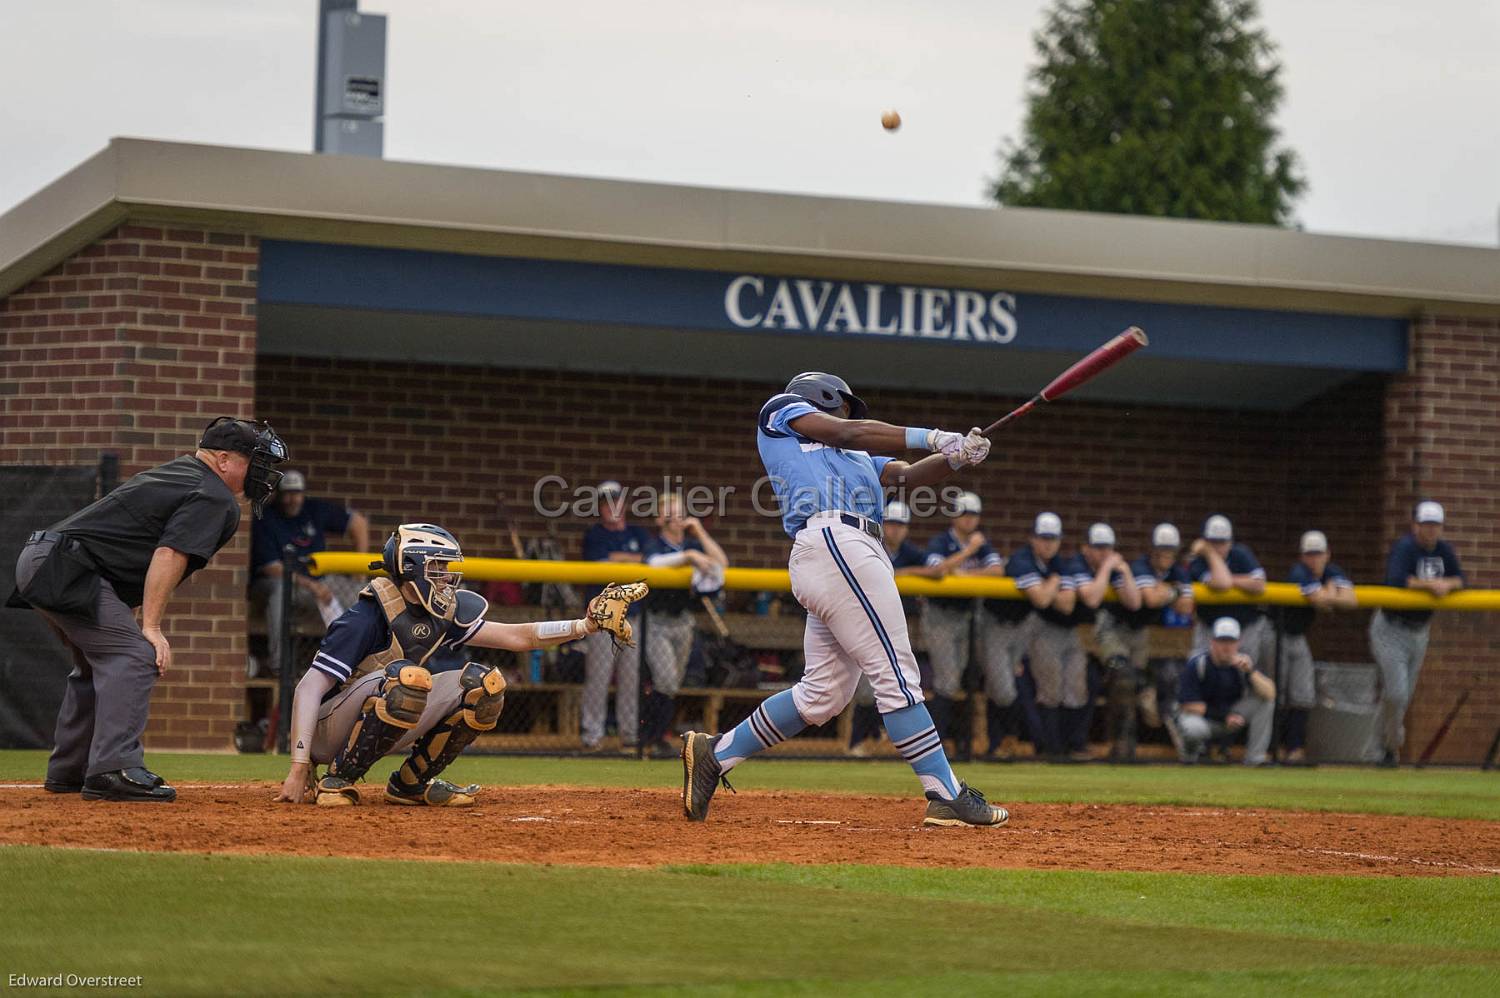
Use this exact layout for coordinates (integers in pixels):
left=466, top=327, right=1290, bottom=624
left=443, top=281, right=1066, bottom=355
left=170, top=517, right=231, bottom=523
left=384, top=777, right=479, bottom=807
left=922, top=783, right=1009, bottom=827
left=82, top=767, right=176, bottom=803
left=682, top=731, right=727, bottom=821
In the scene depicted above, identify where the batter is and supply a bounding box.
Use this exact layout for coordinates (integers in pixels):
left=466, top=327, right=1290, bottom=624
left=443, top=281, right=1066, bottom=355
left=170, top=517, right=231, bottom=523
left=681, top=372, right=1008, bottom=827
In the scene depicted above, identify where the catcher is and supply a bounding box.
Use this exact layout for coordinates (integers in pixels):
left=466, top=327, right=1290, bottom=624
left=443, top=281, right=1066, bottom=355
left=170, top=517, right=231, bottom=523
left=276, top=523, right=645, bottom=806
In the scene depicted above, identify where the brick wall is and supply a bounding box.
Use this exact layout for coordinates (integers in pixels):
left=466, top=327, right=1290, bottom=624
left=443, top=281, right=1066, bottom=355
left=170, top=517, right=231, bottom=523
left=1383, top=317, right=1500, bottom=764
left=255, top=356, right=1387, bottom=651
left=0, top=225, right=258, bottom=750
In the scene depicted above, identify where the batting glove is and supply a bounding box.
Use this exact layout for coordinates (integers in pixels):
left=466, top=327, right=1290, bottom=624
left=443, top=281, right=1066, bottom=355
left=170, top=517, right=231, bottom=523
left=958, top=428, right=991, bottom=466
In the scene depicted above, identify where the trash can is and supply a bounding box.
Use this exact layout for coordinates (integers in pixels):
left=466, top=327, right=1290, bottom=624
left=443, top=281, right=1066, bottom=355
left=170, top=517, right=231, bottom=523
left=1307, top=662, right=1383, bottom=763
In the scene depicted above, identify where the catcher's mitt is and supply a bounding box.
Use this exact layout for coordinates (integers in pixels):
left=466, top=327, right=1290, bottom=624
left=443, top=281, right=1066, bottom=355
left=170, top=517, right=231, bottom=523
left=587, top=581, right=650, bottom=646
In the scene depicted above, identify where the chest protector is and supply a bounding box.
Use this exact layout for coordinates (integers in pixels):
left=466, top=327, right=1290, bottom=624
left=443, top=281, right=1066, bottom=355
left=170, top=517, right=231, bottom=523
left=347, top=577, right=456, bottom=680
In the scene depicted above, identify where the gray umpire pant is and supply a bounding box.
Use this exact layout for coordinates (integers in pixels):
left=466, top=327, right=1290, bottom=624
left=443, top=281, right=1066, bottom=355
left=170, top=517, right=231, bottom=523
left=920, top=602, right=974, bottom=700
left=643, top=609, right=695, bottom=697
left=1030, top=621, right=1088, bottom=709
left=1281, top=633, right=1317, bottom=710
left=1176, top=693, right=1274, bottom=764
left=975, top=612, right=1032, bottom=708
left=582, top=628, right=640, bottom=746
left=15, top=538, right=157, bottom=782
left=1368, top=609, right=1430, bottom=753
left=311, top=668, right=469, bottom=765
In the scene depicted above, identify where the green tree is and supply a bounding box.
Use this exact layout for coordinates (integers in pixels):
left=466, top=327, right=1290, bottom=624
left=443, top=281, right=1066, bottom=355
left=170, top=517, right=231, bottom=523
left=992, top=0, right=1305, bottom=224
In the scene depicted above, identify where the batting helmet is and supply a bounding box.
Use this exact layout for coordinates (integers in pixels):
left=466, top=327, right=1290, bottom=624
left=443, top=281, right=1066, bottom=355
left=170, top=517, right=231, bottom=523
left=784, top=372, right=868, bottom=420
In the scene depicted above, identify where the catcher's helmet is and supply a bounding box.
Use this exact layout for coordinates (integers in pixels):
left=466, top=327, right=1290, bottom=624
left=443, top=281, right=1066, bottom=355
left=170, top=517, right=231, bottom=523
left=784, top=372, right=868, bottom=420
left=374, top=523, right=464, bottom=619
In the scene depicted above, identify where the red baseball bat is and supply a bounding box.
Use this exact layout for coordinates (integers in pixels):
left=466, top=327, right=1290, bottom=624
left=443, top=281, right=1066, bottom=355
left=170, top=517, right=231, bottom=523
left=1417, top=685, right=1472, bottom=767
left=982, top=327, right=1148, bottom=435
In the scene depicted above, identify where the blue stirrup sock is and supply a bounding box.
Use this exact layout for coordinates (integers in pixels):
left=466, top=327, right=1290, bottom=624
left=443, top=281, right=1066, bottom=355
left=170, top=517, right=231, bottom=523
left=883, top=702, right=961, bottom=800
left=714, top=688, right=807, bottom=772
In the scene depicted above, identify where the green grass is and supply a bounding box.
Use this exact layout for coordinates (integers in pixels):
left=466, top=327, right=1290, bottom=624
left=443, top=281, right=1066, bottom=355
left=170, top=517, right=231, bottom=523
left=4, top=749, right=1498, bottom=820
left=1, top=847, right=1495, bottom=996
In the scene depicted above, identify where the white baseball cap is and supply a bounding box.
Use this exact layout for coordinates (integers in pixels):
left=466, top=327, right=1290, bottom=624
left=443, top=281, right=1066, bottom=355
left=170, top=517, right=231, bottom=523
left=1203, top=514, right=1233, bottom=542
left=598, top=480, right=624, bottom=497
left=1152, top=523, right=1181, bottom=549
left=884, top=500, right=911, bottom=524
left=1300, top=530, right=1329, bottom=554
left=1211, top=617, right=1241, bottom=641
left=277, top=470, right=307, bottom=493
left=1034, top=512, right=1062, bottom=538
left=1415, top=501, right=1444, bottom=524
left=1086, top=522, right=1116, bottom=547
left=953, top=491, right=983, bottom=515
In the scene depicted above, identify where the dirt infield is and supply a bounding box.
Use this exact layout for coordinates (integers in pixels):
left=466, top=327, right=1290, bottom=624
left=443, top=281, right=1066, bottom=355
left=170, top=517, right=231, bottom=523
left=3, top=783, right=1499, bottom=876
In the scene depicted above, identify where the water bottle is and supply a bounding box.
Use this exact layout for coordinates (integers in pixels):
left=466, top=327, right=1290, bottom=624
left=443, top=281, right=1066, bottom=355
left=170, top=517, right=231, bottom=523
left=529, top=649, right=543, bottom=683
left=755, top=591, right=771, bottom=615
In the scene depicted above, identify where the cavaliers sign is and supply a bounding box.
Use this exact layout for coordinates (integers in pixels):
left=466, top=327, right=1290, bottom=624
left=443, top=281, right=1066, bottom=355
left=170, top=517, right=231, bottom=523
left=724, top=275, right=1018, bottom=344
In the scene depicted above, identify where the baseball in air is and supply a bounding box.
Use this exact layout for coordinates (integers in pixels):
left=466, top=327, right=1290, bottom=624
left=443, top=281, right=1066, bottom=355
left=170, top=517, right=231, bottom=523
left=881, top=110, right=901, bottom=131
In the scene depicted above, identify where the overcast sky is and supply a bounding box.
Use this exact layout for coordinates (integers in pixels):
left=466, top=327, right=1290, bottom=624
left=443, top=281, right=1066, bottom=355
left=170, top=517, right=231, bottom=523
left=2, top=0, right=1496, bottom=246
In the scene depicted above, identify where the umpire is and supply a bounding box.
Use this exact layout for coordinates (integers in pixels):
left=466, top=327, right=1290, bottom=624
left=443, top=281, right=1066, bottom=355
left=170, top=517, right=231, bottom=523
left=9, top=417, right=287, bottom=802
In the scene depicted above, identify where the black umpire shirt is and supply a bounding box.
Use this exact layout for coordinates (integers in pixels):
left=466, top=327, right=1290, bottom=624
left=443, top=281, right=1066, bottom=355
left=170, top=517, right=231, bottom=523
left=47, top=455, right=241, bottom=607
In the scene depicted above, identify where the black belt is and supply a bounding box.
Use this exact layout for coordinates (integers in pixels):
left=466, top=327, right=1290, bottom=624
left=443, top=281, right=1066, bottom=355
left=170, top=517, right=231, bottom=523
left=839, top=512, right=882, bottom=541
left=27, top=530, right=66, bottom=545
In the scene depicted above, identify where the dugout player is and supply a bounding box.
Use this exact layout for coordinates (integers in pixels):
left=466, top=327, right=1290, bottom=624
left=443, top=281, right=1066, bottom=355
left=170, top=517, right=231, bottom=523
left=640, top=493, right=729, bottom=759
left=849, top=500, right=933, bottom=755
left=1281, top=530, right=1356, bottom=763
left=1097, top=523, right=1194, bottom=761
left=277, top=524, right=643, bottom=806
left=11, top=417, right=287, bottom=802
left=920, top=490, right=1003, bottom=749
left=683, top=372, right=1007, bottom=827
left=249, top=470, right=371, bottom=677
left=1187, top=515, right=1271, bottom=666
left=1176, top=616, right=1276, bottom=765
left=1007, top=512, right=1084, bottom=760
left=580, top=480, right=651, bottom=751
left=1075, top=523, right=1141, bottom=760
left=1369, top=501, right=1464, bottom=767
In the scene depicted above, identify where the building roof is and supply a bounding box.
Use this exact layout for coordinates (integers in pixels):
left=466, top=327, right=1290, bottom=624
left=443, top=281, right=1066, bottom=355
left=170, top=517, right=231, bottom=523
left=3, top=138, right=1497, bottom=317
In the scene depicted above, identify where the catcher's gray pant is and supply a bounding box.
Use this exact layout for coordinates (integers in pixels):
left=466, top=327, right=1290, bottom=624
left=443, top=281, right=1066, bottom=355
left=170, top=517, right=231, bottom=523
left=582, top=629, right=639, bottom=746
left=1192, top=615, right=1273, bottom=669
left=976, top=612, right=1032, bottom=708
left=920, top=602, right=974, bottom=699
left=1280, top=633, right=1317, bottom=710
left=310, top=668, right=469, bottom=765
left=1029, top=621, right=1088, bottom=709
left=1177, top=694, right=1274, bottom=765
left=1095, top=609, right=1149, bottom=669
left=1368, top=609, right=1430, bottom=753
left=17, top=539, right=156, bottom=782
left=643, top=610, right=695, bottom=697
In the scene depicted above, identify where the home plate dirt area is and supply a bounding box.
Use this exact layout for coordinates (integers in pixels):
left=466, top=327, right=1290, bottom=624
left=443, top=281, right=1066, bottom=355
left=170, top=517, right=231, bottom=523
left=4, top=784, right=1500, bottom=877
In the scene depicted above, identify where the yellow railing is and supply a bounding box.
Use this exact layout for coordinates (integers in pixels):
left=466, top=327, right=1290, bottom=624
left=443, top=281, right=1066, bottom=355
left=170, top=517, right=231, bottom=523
left=308, top=552, right=1496, bottom=612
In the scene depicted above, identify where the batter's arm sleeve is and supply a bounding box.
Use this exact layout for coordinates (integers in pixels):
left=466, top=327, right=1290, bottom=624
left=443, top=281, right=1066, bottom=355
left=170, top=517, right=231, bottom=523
left=288, top=667, right=336, bottom=765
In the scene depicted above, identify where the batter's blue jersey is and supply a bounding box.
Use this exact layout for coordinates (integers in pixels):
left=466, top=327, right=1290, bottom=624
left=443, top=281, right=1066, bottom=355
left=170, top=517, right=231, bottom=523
left=757, top=393, right=893, bottom=538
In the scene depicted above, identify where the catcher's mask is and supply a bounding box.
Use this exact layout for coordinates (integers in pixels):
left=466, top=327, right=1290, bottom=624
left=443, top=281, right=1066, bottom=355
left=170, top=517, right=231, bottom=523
left=784, top=371, right=868, bottom=420
left=199, top=416, right=289, bottom=519
left=373, top=523, right=464, bottom=619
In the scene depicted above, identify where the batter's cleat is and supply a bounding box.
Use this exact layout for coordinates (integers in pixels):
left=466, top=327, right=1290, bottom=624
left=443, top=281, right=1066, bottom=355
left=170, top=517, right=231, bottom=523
left=315, top=774, right=361, bottom=806
left=922, top=783, right=1009, bottom=827
left=383, top=777, right=479, bottom=807
left=82, top=767, right=175, bottom=803
left=682, top=731, right=733, bottom=821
